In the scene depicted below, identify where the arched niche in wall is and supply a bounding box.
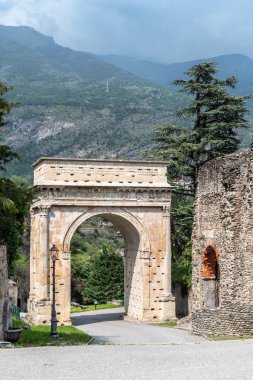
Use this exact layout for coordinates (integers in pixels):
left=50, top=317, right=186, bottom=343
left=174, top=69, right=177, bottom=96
left=201, top=239, right=220, bottom=308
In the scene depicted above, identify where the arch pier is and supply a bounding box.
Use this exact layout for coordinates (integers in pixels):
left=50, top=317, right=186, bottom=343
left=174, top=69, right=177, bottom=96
left=28, top=158, right=175, bottom=325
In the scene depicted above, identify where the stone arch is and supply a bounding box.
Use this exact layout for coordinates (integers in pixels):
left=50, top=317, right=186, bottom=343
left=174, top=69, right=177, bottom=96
left=63, top=207, right=151, bottom=255
left=27, top=158, right=175, bottom=325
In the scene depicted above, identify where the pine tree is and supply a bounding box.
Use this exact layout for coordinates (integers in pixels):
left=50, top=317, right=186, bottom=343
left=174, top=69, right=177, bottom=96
left=153, top=62, right=250, bottom=194
left=150, top=62, right=250, bottom=287
left=83, top=243, right=124, bottom=303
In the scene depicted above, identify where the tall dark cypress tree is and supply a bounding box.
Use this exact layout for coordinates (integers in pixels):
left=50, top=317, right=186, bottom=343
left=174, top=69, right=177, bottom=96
left=153, top=62, right=250, bottom=194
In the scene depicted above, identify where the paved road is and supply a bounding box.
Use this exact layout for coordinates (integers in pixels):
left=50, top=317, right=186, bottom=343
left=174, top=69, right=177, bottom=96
left=1, top=309, right=253, bottom=380
left=1, top=341, right=253, bottom=380
left=71, top=307, right=205, bottom=345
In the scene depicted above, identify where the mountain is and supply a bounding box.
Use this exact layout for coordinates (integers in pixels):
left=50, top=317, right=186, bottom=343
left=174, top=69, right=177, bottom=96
left=0, top=25, right=141, bottom=84
left=100, top=54, right=170, bottom=86
left=0, top=25, right=185, bottom=180
left=101, top=54, right=253, bottom=144
left=102, top=53, right=253, bottom=108
left=0, top=25, right=252, bottom=180
left=101, top=53, right=253, bottom=88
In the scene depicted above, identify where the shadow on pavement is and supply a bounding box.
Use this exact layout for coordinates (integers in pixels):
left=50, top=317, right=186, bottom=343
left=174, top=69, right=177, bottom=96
left=71, top=310, right=126, bottom=326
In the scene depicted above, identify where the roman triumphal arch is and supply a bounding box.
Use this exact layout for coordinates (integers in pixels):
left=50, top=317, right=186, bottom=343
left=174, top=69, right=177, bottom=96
left=27, top=158, right=175, bottom=325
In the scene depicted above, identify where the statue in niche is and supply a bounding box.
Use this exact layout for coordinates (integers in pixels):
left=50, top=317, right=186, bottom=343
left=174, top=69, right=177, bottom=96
left=201, top=240, right=220, bottom=308
left=201, top=245, right=219, bottom=280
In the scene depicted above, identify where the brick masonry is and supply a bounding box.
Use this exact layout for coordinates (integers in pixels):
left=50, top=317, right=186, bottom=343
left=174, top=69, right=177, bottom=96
left=192, top=149, right=253, bottom=335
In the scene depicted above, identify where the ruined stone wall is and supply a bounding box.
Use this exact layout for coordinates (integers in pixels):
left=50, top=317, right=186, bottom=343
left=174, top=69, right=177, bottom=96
left=192, top=149, right=253, bottom=335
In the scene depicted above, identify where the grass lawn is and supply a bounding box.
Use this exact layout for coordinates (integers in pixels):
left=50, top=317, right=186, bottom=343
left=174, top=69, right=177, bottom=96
left=12, top=324, right=91, bottom=347
left=209, top=335, right=253, bottom=341
left=150, top=321, right=177, bottom=327
left=71, top=303, right=122, bottom=313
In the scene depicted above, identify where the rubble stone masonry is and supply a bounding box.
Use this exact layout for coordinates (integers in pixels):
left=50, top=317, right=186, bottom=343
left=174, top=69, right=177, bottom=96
left=192, top=149, right=253, bottom=335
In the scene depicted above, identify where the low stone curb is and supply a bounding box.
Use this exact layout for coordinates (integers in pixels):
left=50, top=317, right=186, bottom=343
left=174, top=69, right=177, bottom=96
left=87, top=337, right=95, bottom=345
left=0, top=341, right=12, bottom=348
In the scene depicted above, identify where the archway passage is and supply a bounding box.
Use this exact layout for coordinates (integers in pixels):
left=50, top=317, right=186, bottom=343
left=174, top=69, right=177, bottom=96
left=70, top=214, right=141, bottom=318
left=28, top=158, right=175, bottom=324
left=70, top=217, right=125, bottom=309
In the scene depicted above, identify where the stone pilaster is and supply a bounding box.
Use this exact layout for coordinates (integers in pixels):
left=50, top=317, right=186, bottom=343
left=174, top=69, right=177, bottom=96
left=160, top=205, right=176, bottom=321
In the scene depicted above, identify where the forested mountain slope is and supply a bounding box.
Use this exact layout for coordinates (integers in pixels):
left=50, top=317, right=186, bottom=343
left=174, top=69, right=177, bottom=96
left=0, top=25, right=187, bottom=180
left=0, top=25, right=252, bottom=180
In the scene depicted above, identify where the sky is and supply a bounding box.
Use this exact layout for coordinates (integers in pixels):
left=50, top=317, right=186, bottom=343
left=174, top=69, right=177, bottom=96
left=0, top=0, right=253, bottom=63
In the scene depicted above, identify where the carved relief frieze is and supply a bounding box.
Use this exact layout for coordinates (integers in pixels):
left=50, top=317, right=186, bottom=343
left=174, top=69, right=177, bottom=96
left=34, top=186, right=171, bottom=203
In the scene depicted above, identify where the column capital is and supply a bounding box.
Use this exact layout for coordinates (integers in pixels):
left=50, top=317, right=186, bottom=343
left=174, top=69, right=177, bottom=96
left=162, top=205, right=170, bottom=217
left=38, top=205, right=50, bottom=216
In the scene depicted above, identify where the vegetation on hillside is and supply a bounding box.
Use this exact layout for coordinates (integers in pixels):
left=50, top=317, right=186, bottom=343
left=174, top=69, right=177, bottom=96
left=0, top=26, right=189, bottom=180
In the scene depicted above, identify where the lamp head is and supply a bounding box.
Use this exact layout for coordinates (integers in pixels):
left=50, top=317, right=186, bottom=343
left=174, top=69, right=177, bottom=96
left=50, top=244, right=59, bottom=260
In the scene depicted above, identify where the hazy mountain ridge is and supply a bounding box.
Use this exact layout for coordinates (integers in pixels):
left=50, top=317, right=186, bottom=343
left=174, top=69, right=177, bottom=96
left=101, top=53, right=253, bottom=111
left=101, top=52, right=253, bottom=88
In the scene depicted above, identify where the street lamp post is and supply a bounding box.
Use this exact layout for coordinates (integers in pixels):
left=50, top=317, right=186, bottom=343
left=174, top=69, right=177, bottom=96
left=50, top=244, right=59, bottom=338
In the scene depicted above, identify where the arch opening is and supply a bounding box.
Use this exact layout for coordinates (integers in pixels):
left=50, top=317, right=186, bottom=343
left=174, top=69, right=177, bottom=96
left=70, top=216, right=125, bottom=309
left=65, top=209, right=147, bottom=321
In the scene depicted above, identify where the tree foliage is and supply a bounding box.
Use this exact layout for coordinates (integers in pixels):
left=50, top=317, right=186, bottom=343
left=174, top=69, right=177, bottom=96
left=0, top=176, right=31, bottom=261
left=171, top=194, right=193, bottom=287
left=83, top=243, right=124, bottom=304
left=70, top=217, right=124, bottom=303
left=150, top=62, right=250, bottom=287
left=0, top=83, right=31, bottom=261
left=153, top=62, right=250, bottom=193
